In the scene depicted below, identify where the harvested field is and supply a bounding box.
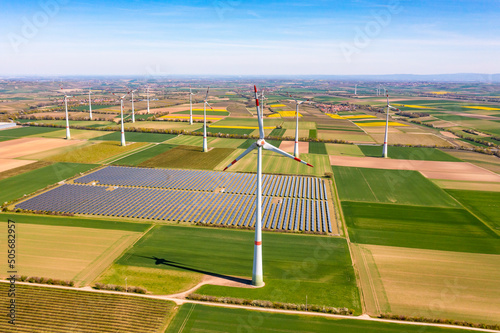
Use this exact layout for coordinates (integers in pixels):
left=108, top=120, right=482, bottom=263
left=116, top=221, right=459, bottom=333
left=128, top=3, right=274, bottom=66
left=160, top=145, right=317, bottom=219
left=0, top=161, right=52, bottom=181
left=165, top=135, right=217, bottom=147
left=329, top=156, right=500, bottom=182
left=441, top=131, right=459, bottom=138
left=353, top=244, right=500, bottom=324
left=283, top=129, right=309, bottom=139
left=0, top=158, right=36, bottom=173
left=318, top=130, right=374, bottom=143
left=279, top=141, right=309, bottom=154
left=0, top=137, right=83, bottom=158
left=443, top=149, right=500, bottom=174
left=123, top=121, right=200, bottom=131
left=282, top=121, right=316, bottom=130
left=432, top=179, right=500, bottom=192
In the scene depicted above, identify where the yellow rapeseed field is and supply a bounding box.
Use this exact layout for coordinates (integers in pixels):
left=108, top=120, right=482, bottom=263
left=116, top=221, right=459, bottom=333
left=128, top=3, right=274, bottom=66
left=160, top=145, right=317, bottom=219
left=430, top=91, right=452, bottom=95
left=394, top=104, right=434, bottom=109
left=462, top=106, right=500, bottom=111
left=342, top=115, right=377, bottom=119
left=191, top=108, right=227, bottom=112
left=327, top=114, right=344, bottom=119
left=269, top=104, right=286, bottom=107
left=278, top=111, right=301, bottom=117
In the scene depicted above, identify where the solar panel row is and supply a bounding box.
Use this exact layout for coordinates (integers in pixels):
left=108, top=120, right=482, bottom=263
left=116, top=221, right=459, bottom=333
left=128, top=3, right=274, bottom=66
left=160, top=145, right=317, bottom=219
left=74, top=166, right=327, bottom=200
left=16, top=184, right=333, bottom=233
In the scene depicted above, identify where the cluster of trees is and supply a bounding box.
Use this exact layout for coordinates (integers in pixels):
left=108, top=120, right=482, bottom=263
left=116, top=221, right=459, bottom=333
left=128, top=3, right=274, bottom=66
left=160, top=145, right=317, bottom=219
left=17, top=275, right=75, bottom=287
left=396, top=111, right=430, bottom=118
left=93, top=283, right=147, bottom=294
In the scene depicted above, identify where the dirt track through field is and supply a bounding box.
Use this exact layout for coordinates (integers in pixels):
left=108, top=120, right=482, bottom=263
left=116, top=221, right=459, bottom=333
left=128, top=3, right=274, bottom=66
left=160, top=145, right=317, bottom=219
left=0, top=137, right=82, bottom=158
left=329, top=155, right=500, bottom=182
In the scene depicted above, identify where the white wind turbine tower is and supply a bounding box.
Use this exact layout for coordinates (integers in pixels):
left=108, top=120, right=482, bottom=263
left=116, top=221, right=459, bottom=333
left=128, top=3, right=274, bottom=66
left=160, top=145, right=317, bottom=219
left=354, top=84, right=357, bottom=95
left=189, top=85, right=194, bottom=125
left=146, top=86, right=150, bottom=114
left=130, top=89, right=137, bottom=123
left=113, top=91, right=131, bottom=146
left=223, top=85, right=313, bottom=287
left=60, top=87, right=73, bottom=140
left=288, top=93, right=307, bottom=158
left=88, top=87, right=93, bottom=120
left=382, top=91, right=399, bottom=158
left=202, top=87, right=214, bottom=152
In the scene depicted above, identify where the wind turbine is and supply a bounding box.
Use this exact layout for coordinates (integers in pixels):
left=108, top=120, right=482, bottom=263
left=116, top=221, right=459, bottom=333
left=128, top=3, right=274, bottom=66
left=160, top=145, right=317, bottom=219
left=113, top=91, right=131, bottom=146
left=382, top=91, right=399, bottom=158
left=88, top=87, right=93, bottom=120
left=288, top=93, right=307, bottom=158
left=61, top=88, right=73, bottom=140
left=189, top=85, right=194, bottom=125
left=223, top=85, right=313, bottom=287
left=146, top=86, right=150, bottom=114
left=202, top=87, right=214, bottom=152
left=354, top=84, right=357, bottom=95
left=130, top=89, right=137, bottom=123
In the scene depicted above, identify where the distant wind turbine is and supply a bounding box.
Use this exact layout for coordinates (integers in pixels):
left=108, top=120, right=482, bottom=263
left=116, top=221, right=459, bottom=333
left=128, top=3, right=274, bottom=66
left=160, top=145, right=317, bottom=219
left=288, top=93, right=308, bottom=158
left=113, top=91, right=131, bottom=146
left=189, top=85, right=194, bottom=125
left=130, top=89, right=137, bottom=123
left=88, top=87, right=93, bottom=120
left=354, top=84, right=357, bottom=95
left=223, top=85, right=313, bottom=287
left=383, top=91, right=399, bottom=158
left=146, top=86, right=150, bottom=114
left=202, top=87, right=214, bottom=152
left=60, top=87, right=73, bottom=140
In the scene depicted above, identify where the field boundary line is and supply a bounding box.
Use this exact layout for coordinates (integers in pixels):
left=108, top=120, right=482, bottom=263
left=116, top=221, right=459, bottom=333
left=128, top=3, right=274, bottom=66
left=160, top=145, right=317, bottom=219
left=178, top=303, right=196, bottom=333
left=359, top=247, right=381, bottom=314
left=0, top=281, right=497, bottom=333
left=101, top=142, right=156, bottom=164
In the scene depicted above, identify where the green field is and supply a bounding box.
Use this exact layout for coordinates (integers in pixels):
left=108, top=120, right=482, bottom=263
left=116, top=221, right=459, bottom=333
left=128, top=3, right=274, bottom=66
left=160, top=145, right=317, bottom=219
left=221, top=150, right=331, bottom=176
left=70, top=104, right=115, bottom=111
left=309, top=129, right=318, bottom=139
left=90, top=131, right=177, bottom=142
left=175, top=110, right=230, bottom=116
left=446, top=190, right=500, bottom=233
left=201, top=127, right=254, bottom=135
left=358, top=146, right=462, bottom=161
left=0, top=283, right=175, bottom=333
left=0, top=162, right=96, bottom=204
left=238, top=139, right=282, bottom=149
left=114, top=225, right=361, bottom=311
left=332, top=166, right=459, bottom=207
left=326, top=143, right=364, bottom=156
left=165, top=135, right=217, bottom=147
left=0, top=126, right=61, bottom=138
left=166, top=304, right=477, bottom=333
left=45, top=141, right=148, bottom=163
left=269, top=128, right=286, bottom=137
left=139, top=145, right=234, bottom=170
left=112, top=144, right=176, bottom=166
left=343, top=201, right=500, bottom=254
left=0, top=161, right=52, bottom=181
left=308, top=142, right=327, bottom=154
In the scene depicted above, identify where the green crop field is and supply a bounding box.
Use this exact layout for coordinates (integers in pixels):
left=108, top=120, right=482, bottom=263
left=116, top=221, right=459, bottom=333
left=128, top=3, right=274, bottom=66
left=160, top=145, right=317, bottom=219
left=209, top=137, right=248, bottom=149
left=308, top=142, right=327, bottom=154
left=0, top=161, right=52, bottom=181
left=0, top=126, right=62, bottom=139
left=0, top=162, right=96, bottom=204
left=326, top=143, right=364, bottom=156
left=139, top=145, right=234, bottom=170
left=165, top=135, right=217, bottom=147
left=90, top=131, right=176, bottom=142
left=343, top=201, right=500, bottom=254
left=166, top=304, right=476, bottom=333
left=269, top=128, right=286, bottom=137
left=197, top=127, right=254, bottom=135
left=282, top=121, right=316, bottom=130
left=220, top=150, right=330, bottom=176
left=446, top=190, right=500, bottom=233
left=358, top=146, right=462, bottom=161
left=112, top=144, right=176, bottom=166
left=113, top=225, right=361, bottom=312
left=309, top=129, right=317, bottom=139
left=332, top=166, right=460, bottom=207
left=0, top=283, right=175, bottom=333
left=45, top=141, right=148, bottom=163
left=238, top=139, right=282, bottom=149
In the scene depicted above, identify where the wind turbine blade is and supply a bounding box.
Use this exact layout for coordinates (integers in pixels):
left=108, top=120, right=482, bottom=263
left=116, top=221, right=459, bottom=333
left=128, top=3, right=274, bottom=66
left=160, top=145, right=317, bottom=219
left=263, top=142, right=313, bottom=167
left=204, top=87, right=210, bottom=101
left=205, top=101, right=215, bottom=111
left=223, top=142, right=258, bottom=171
left=254, top=85, right=265, bottom=139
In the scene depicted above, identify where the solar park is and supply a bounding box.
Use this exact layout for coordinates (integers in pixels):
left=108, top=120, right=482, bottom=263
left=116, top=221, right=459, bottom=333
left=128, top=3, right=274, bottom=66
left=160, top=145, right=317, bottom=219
left=16, top=166, right=333, bottom=233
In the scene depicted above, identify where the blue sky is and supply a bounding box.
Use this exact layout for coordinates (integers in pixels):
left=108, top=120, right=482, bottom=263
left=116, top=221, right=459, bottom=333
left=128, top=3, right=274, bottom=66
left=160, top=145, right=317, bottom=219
left=0, top=0, right=499, bottom=75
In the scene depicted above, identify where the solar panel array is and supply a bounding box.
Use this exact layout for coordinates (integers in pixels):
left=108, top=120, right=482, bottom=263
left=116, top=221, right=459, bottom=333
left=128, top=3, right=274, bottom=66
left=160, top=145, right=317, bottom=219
left=16, top=166, right=333, bottom=233
left=74, top=166, right=327, bottom=200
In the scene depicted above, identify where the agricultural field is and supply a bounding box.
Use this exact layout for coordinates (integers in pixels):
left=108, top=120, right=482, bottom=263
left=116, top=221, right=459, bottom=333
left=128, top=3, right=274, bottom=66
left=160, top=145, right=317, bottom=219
left=343, top=201, right=500, bottom=254
left=352, top=244, right=500, bottom=324
left=358, top=146, right=461, bottom=162
left=139, top=145, right=234, bottom=170
left=332, top=166, right=460, bottom=207
left=0, top=126, right=62, bottom=139
left=443, top=149, right=500, bottom=174
left=0, top=162, right=95, bottom=204
left=317, top=130, right=374, bottom=143
left=123, top=121, right=200, bottom=131
left=308, top=142, right=328, bottom=154
left=113, top=225, right=361, bottom=311
left=212, top=117, right=282, bottom=128
left=446, top=190, right=500, bottom=233
left=175, top=110, right=230, bottom=116
left=0, top=161, right=52, bottom=180
left=44, top=141, right=148, bottom=163
left=112, top=144, right=176, bottom=166
left=0, top=283, right=175, bottom=333
left=166, top=304, right=479, bottom=333
left=326, top=143, right=364, bottom=156
left=90, top=131, right=176, bottom=142
left=201, top=127, right=254, bottom=135
left=165, top=135, right=217, bottom=146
